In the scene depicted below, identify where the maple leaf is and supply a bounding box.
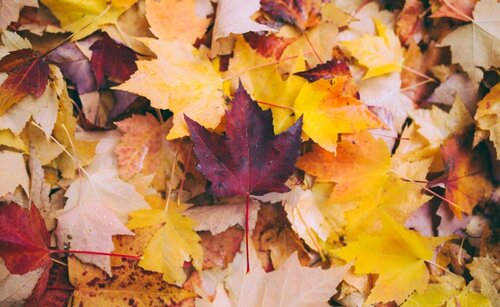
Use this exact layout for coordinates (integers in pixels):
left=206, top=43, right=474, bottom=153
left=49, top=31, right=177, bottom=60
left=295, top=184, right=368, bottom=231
left=294, top=77, right=384, bottom=152
left=64, top=168, right=149, bottom=223
left=127, top=205, right=203, bottom=286
left=294, top=52, right=351, bottom=82
left=441, top=0, right=500, bottom=85
left=341, top=18, right=404, bottom=79
left=211, top=0, right=276, bottom=55
left=0, top=64, right=60, bottom=137
left=68, top=230, right=195, bottom=305
left=145, top=0, right=210, bottom=44
left=185, top=84, right=302, bottom=198
left=46, top=42, right=97, bottom=94
left=89, top=33, right=137, bottom=88
left=0, top=151, right=29, bottom=198
left=298, top=132, right=432, bottom=237
left=474, top=83, right=500, bottom=157
left=0, top=129, right=26, bottom=151
left=115, top=38, right=225, bottom=139
left=0, top=203, right=51, bottom=275
left=114, top=113, right=184, bottom=191
left=335, top=212, right=448, bottom=305
left=55, top=201, right=134, bottom=275
left=439, top=134, right=494, bottom=218
left=0, top=48, right=50, bottom=116
left=0, top=0, right=38, bottom=30
left=243, top=32, right=295, bottom=60
left=260, top=0, right=321, bottom=31
left=41, top=0, right=138, bottom=41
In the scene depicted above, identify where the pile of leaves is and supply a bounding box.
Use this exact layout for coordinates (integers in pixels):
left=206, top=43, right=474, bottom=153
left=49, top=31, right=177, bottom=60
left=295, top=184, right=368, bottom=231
left=0, top=0, right=498, bottom=306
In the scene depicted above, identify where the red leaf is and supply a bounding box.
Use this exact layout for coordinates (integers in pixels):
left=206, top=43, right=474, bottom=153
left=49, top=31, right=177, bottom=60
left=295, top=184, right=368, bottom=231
left=0, top=49, right=49, bottom=116
left=294, top=47, right=350, bottom=82
left=31, top=260, right=73, bottom=307
left=185, top=84, right=302, bottom=197
left=89, top=33, right=137, bottom=87
left=243, top=32, right=295, bottom=59
left=0, top=202, right=51, bottom=275
left=260, top=0, right=321, bottom=31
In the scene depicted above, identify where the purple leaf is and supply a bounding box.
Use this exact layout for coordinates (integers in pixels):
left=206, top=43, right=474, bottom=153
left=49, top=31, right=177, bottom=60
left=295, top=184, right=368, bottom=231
left=46, top=42, right=97, bottom=94
left=185, top=84, right=303, bottom=197
left=89, top=33, right=137, bottom=88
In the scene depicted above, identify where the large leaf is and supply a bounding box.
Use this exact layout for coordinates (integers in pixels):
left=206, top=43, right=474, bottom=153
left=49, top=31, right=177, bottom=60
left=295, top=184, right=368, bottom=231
left=185, top=84, right=303, bottom=197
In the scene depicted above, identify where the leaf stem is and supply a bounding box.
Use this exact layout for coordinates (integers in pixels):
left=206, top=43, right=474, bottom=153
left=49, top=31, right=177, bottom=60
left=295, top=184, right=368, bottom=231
left=257, top=101, right=294, bottom=111
left=245, top=193, right=250, bottom=274
left=49, top=249, right=141, bottom=260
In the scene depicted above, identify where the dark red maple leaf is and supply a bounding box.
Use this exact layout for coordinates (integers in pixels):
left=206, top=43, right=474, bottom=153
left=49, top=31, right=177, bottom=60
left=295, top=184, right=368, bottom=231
left=185, top=85, right=302, bottom=271
left=260, top=0, right=321, bottom=31
left=295, top=48, right=351, bottom=81
left=0, top=48, right=50, bottom=116
left=185, top=85, right=302, bottom=198
left=89, top=33, right=137, bottom=88
left=243, top=32, right=295, bottom=59
left=0, top=202, right=51, bottom=275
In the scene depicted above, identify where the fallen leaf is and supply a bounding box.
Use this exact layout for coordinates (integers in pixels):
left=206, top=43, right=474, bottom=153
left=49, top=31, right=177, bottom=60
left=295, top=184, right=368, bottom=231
left=0, top=64, right=60, bottom=137
left=0, top=0, right=38, bottom=30
left=431, top=0, right=477, bottom=21
left=335, top=212, right=448, bottom=304
left=0, top=129, right=26, bottom=151
left=341, top=18, right=403, bottom=79
left=89, top=33, right=137, bottom=87
left=0, top=264, right=45, bottom=306
left=116, top=38, right=225, bottom=139
left=294, top=77, right=384, bottom=152
left=396, top=0, right=424, bottom=44
left=114, top=113, right=183, bottom=191
left=474, top=83, right=500, bottom=157
left=261, top=253, right=350, bottom=307
left=200, top=227, right=244, bottom=269
left=211, top=0, right=275, bottom=55
left=55, top=201, right=134, bottom=275
left=260, top=0, right=321, bottom=31
left=64, top=168, right=149, bottom=223
left=186, top=84, right=302, bottom=197
left=428, top=73, right=478, bottom=113
left=0, top=203, right=51, bottom=275
left=68, top=229, right=195, bottom=305
left=0, top=151, right=29, bottom=197
left=145, top=0, right=210, bottom=44
left=186, top=197, right=259, bottom=235
left=243, top=32, right=294, bottom=60
left=440, top=133, right=494, bottom=218
left=0, top=48, right=50, bottom=116
left=441, top=0, right=500, bottom=85
left=46, top=42, right=97, bottom=94
left=127, top=205, right=203, bottom=286
left=41, top=0, right=138, bottom=40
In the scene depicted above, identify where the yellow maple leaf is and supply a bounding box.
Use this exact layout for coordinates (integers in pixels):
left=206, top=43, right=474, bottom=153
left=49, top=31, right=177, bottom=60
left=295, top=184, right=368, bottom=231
left=474, top=83, right=500, bottom=158
left=127, top=203, right=203, bottom=286
left=41, top=0, right=137, bottom=41
left=115, top=38, right=225, bottom=139
left=226, top=38, right=306, bottom=133
left=335, top=212, right=448, bottom=305
left=297, top=131, right=432, bottom=237
left=145, top=0, right=209, bottom=44
left=69, top=230, right=195, bottom=305
left=294, top=78, right=384, bottom=152
left=341, top=19, right=403, bottom=79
